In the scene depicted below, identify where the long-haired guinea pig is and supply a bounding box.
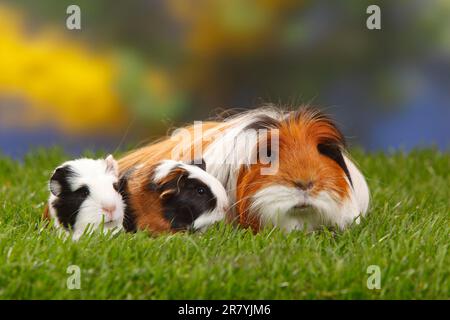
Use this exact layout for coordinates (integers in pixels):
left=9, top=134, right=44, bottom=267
left=119, top=159, right=229, bottom=234
left=44, top=155, right=125, bottom=240
left=232, top=108, right=370, bottom=232
left=118, top=106, right=370, bottom=233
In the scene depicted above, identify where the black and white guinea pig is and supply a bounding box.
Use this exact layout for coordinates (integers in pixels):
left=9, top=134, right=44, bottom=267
left=46, top=155, right=125, bottom=240
left=120, top=159, right=229, bottom=234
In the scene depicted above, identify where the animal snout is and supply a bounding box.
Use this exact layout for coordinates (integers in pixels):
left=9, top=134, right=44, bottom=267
left=294, top=180, right=314, bottom=191
left=102, top=204, right=117, bottom=217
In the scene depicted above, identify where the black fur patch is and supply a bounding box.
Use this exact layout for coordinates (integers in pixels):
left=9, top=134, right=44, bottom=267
left=50, top=165, right=88, bottom=230
left=155, top=174, right=217, bottom=231
left=317, top=143, right=353, bottom=187
left=118, top=169, right=137, bottom=233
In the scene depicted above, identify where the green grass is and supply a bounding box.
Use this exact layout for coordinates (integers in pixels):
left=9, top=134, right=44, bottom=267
left=0, top=148, right=448, bottom=299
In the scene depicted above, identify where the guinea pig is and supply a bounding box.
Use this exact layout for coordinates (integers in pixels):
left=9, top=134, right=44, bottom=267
left=118, top=106, right=370, bottom=233
left=229, top=108, right=370, bottom=232
left=45, top=155, right=125, bottom=240
left=119, top=159, right=229, bottom=234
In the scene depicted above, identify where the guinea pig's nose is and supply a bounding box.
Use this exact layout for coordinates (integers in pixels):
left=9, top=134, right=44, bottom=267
left=294, top=180, right=314, bottom=191
left=102, top=204, right=117, bottom=216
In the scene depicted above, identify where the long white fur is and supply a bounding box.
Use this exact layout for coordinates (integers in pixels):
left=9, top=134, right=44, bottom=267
left=200, top=108, right=284, bottom=205
left=344, top=155, right=370, bottom=215
left=48, top=157, right=125, bottom=240
left=250, top=185, right=361, bottom=232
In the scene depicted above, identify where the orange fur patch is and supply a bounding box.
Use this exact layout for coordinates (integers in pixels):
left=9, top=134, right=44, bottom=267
left=125, top=165, right=172, bottom=234
left=42, top=204, right=50, bottom=221
left=118, top=121, right=223, bottom=174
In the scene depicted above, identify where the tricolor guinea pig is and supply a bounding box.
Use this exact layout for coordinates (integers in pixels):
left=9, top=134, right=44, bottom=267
left=118, top=106, right=370, bottom=233
left=45, top=155, right=125, bottom=240
left=119, top=159, right=229, bottom=234
left=228, top=108, right=371, bottom=232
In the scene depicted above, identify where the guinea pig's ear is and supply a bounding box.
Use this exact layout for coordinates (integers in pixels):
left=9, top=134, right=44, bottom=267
left=149, top=180, right=178, bottom=200
left=188, top=158, right=206, bottom=171
left=159, top=188, right=177, bottom=200
left=49, top=167, right=65, bottom=196
left=153, top=170, right=188, bottom=200
left=105, top=154, right=119, bottom=176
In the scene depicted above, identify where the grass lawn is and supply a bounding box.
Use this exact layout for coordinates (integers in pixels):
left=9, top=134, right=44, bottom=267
left=0, top=148, right=448, bottom=299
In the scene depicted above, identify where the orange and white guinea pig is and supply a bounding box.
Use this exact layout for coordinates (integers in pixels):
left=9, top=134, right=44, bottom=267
left=119, top=106, right=370, bottom=233
left=119, top=159, right=229, bottom=234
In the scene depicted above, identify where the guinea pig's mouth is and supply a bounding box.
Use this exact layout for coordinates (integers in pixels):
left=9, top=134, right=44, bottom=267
left=289, top=203, right=314, bottom=215
left=294, top=204, right=311, bottom=210
left=102, top=218, right=122, bottom=229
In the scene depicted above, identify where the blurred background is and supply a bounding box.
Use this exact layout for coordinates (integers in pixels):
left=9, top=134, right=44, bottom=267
left=0, top=0, right=449, bottom=159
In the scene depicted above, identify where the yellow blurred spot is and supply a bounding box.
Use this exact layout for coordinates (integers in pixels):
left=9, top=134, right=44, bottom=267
left=167, top=0, right=303, bottom=56
left=0, top=6, right=126, bottom=134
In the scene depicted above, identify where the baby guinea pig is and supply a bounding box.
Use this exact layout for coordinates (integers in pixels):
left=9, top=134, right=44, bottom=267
left=119, top=159, right=229, bottom=234
left=45, top=155, right=125, bottom=240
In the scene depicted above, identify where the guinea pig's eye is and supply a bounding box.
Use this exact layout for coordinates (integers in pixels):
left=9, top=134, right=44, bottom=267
left=196, top=187, right=206, bottom=195
left=113, top=182, right=119, bottom=192
left=76, top=186, right=89, bottom=197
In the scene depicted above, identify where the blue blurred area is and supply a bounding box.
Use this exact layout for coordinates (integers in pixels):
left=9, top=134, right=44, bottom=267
left=325, top=60, right=450, bottom=152
left=370, top=66, right=450, bottom=151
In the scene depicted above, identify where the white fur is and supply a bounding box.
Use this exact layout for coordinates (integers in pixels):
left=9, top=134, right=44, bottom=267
left=202, top=108, right=285, bottom=205
left=192, top=209, right=225, bottom=232
left=153, top=160, right=229, bottom=231
left=344, top=155, right=370, bottom=215
left=48, top=157, right=125, bottom=240
left=250, top=184, right=361, bottom=231
left=153, top=160, right=181, bottom=182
